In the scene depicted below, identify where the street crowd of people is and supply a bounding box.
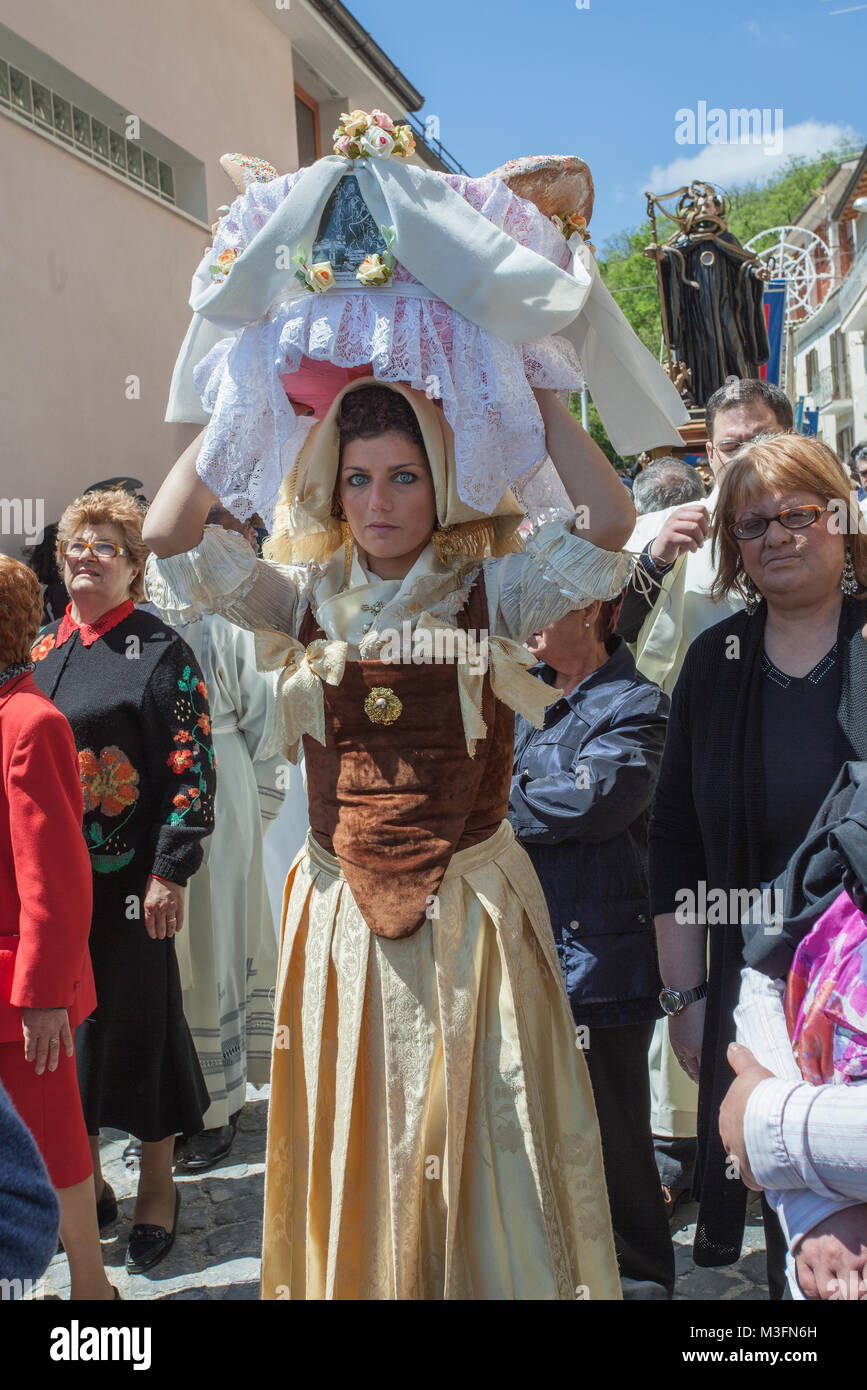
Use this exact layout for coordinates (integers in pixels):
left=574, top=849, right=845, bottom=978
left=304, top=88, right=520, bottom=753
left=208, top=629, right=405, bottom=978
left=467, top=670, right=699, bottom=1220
left=2, top=126, right=867, bottom=1303
left=2, top=374, right=866, bottom=1302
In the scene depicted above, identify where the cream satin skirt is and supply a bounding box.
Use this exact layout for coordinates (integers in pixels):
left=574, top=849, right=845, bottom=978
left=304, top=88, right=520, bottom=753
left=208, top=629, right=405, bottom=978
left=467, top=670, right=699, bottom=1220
left=261, top=819, right=620, bottom=1301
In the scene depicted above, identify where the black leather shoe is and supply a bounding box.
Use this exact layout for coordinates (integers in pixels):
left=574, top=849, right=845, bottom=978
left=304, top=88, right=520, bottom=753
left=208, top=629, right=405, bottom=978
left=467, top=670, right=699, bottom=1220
left=122, top=1137, right=141, bottom=1169
left=125, top=1186, right=181, bottom=1274
left=174, top=1111, right=239, bottom=1174
left=96, top=1181, right=118, bottom=1230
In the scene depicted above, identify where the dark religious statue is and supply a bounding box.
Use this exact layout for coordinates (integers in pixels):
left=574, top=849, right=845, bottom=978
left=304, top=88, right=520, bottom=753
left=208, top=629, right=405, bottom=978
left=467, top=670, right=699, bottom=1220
left=644, top=183, right=771, bottom=408
left=313, top=174, right=387, bottom=273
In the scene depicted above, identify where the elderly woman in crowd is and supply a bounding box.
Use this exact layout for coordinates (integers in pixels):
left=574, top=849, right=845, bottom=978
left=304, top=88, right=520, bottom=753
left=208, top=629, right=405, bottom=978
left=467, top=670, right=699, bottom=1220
left=508, top=591, right=673, bottom=1298
left=649, top=433, right=867, bottom=1294
left=30, top=490, right=216, bottom=1276
left=0, top=555, right=113, bottom=1299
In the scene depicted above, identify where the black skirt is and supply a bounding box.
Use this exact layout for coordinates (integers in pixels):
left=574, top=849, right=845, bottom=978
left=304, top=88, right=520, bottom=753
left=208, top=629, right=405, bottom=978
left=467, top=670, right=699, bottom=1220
left=76, top=872, right=208, bottom=1142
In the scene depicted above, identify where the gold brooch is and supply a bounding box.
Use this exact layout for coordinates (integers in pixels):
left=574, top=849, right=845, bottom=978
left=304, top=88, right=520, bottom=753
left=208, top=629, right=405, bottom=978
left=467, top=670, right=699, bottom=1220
left=364, top=686, right=402, bottom=725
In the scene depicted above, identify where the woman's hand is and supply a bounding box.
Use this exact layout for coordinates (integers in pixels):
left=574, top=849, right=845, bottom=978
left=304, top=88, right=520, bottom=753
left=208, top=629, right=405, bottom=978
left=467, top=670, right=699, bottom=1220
left=794, top=1205, right=867, bottom=1300
left=668, top=996, right=706, bottom=1084
left=21, top=1007, right=73, bottom=1075
left=649, top=503, right=710, bottom=566
left=143, top=876, right=186, bottom=940
left=718, top=1042, right=773, bottom=1189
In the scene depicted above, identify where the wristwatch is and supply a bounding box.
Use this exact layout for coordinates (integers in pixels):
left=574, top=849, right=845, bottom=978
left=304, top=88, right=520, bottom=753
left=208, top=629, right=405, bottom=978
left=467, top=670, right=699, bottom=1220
left=659, top=982, right=708, bottom=1016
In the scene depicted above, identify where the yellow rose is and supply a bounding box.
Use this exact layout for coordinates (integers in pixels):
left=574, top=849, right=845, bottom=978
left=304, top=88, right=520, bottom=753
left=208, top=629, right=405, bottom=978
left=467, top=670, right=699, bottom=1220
left=305, top=261, right=335, bottom=293
left=356, top=254, right=392, bottom=286
left=392, top=125, right=416, bottom=158
left=340, top=109, right=369, bottom=139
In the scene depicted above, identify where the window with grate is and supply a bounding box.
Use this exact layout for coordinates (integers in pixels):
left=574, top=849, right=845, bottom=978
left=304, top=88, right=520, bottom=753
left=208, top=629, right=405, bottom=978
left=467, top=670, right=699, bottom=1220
left=294, top=84, right=319, bottom=168
left=805, top=348, right=819, bottom=395
left=0, top=52, right=176, bottom=205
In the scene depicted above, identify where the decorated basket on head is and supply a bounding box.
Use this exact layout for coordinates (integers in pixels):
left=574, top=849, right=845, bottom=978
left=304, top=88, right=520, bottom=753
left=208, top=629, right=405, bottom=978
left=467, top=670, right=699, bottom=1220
left=167, top=111, right=687, bottom=532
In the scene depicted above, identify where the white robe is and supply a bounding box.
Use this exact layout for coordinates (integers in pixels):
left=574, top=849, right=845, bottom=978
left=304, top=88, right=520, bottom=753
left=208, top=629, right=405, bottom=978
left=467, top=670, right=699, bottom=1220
left=174, top=614, right=286, bottom=1129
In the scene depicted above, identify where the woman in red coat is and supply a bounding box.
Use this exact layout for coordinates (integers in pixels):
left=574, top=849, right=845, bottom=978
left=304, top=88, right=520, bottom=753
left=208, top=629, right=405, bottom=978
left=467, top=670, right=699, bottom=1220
left=0, top=555, right=114, bottom=1299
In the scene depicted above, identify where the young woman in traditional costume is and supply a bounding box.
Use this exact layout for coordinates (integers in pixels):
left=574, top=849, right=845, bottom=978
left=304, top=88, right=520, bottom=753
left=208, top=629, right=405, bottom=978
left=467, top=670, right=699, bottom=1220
left=144, top=122, right=686, bottom=1299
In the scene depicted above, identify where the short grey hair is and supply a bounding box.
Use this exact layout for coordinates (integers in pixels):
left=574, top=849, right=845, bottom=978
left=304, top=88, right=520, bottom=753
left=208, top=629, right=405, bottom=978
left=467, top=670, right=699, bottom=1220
left=632, top=457, right=706, bottom=515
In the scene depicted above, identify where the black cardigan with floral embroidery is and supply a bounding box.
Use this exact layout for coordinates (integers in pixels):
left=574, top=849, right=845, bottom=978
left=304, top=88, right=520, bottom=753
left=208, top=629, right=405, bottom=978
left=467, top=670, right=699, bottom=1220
left=31, top=608, right=215, bottom=889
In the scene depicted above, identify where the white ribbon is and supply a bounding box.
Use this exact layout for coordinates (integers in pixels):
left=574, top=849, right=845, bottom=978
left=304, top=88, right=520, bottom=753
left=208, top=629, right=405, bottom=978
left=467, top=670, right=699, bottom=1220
left=188, top=155, right=591, bottom=343
left=254, top=629, right=347, bottom=759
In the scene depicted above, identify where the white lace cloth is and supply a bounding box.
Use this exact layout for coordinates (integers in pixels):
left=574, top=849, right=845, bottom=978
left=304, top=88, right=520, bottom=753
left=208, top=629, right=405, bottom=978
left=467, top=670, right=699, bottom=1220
left=176, top=173, right=587, bottom=526
left=145, top=520, right=632, bottom=648
left=146, top=521, right=632, bottom=760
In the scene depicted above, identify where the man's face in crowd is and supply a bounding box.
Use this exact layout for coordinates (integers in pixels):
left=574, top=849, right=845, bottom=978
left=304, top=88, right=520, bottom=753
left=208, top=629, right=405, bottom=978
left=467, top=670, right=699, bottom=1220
left=857, top=456, right=867, bottom=491
left=706, top=401, right=783, bottom=479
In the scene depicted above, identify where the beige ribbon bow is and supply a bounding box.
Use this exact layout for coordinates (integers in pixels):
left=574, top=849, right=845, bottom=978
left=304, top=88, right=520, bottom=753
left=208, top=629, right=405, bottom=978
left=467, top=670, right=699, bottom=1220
left=412, top=614, right=557, bottom=757
left=254, top=630, right=347, bottom=760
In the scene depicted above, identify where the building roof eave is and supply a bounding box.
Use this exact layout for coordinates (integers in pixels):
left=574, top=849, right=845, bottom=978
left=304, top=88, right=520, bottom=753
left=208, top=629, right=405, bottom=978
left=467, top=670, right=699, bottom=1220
left=304, top=0, right=424, bottom=112
left=832, top=143, right=867, bottom=221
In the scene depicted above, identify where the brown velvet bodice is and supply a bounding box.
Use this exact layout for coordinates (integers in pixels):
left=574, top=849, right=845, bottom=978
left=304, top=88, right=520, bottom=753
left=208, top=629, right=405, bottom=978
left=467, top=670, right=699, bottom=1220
left=299, top=574, right=514, bottom=938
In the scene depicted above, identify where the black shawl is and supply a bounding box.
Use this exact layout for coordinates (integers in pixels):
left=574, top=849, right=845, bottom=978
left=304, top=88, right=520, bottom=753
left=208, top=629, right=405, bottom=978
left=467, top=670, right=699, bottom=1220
left=649, top=596, right=867, bottom=1266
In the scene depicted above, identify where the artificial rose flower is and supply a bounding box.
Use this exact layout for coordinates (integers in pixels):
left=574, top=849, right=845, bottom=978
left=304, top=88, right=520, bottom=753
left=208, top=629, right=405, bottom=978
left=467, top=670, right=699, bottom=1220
left=369, top=109, right=395, bottom=133
left=360, top=126, right=395, bottom=159
left=392, top=125, right=416, bottom=158
left=305, top=260, right=335, bottom=293
left=341, top=109, right=369, bottom=139
left=356, top=254, right=393, bottom=287
left=209, top=247, right=239, bottom=281
left=334, top=134, right=354, bottom=157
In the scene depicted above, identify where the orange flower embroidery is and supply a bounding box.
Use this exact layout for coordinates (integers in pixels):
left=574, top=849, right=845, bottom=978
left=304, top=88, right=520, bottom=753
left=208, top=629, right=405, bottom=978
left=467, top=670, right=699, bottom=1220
left=173, top=793, right=191, bottom=810
left=78, top=746, right=140, bottom=816
left=197, top=714, right=211, bottom=735
left=31, top=632, right=56, bottom=662
left=167, top=748, right=194, bottom=774
left=174, top=730, right=192, bottom=744
left=196, top=680, right=208, bottom=698
left=186, top=786, right=200, bottom=800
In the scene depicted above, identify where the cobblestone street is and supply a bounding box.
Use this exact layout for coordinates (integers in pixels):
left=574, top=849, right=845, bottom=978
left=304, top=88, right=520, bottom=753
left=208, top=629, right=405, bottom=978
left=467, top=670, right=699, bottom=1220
left=38, top=1085, right=769, bottom=1302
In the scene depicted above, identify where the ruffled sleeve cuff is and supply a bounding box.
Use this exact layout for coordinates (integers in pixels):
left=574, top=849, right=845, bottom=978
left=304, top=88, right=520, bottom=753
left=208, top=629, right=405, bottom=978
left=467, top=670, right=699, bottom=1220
left=489, top=518, right=635, bottom=643
left=145, top=526, right=259, bottom=626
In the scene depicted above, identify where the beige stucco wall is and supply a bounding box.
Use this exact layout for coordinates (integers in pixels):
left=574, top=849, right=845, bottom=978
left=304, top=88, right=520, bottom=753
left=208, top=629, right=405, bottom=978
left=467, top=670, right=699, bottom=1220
left=0, top=0, right=302, bottom=557
left=0, top=0, right=434, bottom=559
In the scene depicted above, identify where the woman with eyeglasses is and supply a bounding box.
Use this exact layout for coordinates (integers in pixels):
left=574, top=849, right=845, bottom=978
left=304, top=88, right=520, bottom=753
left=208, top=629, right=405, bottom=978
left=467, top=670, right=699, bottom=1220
left=30, top=490, right=215, bottom=1280
left=648, top=433, right=867, bottom=1293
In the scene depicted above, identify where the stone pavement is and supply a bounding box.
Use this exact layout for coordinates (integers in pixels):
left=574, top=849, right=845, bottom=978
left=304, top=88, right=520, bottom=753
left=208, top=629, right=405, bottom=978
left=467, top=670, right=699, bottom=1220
left=39, top=1084, right=769, bottom=1301
left=671, top=1196, right=769, bottom=1300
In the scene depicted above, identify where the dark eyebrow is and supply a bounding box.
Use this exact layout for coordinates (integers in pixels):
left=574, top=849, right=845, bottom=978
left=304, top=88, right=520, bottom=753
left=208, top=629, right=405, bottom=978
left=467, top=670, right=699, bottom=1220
left=338, top=461, right=423, bottom=473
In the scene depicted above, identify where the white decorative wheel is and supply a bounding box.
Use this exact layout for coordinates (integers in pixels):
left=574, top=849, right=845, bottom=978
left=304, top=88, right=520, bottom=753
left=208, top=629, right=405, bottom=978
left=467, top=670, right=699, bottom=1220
left=744, top=225, right=833, bottom=325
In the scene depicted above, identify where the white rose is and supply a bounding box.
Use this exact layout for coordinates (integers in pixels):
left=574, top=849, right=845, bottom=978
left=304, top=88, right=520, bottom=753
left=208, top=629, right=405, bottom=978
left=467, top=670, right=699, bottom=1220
left=360, top=127, right=395, bottom=159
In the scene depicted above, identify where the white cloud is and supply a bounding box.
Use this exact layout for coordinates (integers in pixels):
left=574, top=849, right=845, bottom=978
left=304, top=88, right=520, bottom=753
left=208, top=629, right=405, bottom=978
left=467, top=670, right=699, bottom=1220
left=641, top=119, right=861, bottom=196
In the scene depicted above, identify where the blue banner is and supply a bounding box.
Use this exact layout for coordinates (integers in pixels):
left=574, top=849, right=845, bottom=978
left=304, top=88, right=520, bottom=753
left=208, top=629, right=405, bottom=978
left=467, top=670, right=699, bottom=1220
left=760, top=279, right=787, bottom=386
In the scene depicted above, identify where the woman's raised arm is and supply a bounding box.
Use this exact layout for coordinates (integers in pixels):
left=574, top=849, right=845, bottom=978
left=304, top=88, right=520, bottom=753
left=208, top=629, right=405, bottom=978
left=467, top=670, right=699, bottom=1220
left=533, top=389, right=635, bottom=551
left=143, top=430, right=217, bottom=558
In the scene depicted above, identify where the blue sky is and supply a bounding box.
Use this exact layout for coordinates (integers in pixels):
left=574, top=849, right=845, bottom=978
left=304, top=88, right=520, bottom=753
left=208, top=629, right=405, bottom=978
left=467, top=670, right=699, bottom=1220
left=346, top=0, right=866, bottom=248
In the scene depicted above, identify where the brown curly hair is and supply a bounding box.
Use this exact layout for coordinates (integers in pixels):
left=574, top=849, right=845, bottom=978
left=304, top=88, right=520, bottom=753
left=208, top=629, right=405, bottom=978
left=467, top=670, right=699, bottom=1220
left=0, top=555, right=45, bottom=665
left=711, top=433, right=867, bottom=604
left=56, top=490, right=149, bottom=603
left=337, top=385, right=427, bottom=457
